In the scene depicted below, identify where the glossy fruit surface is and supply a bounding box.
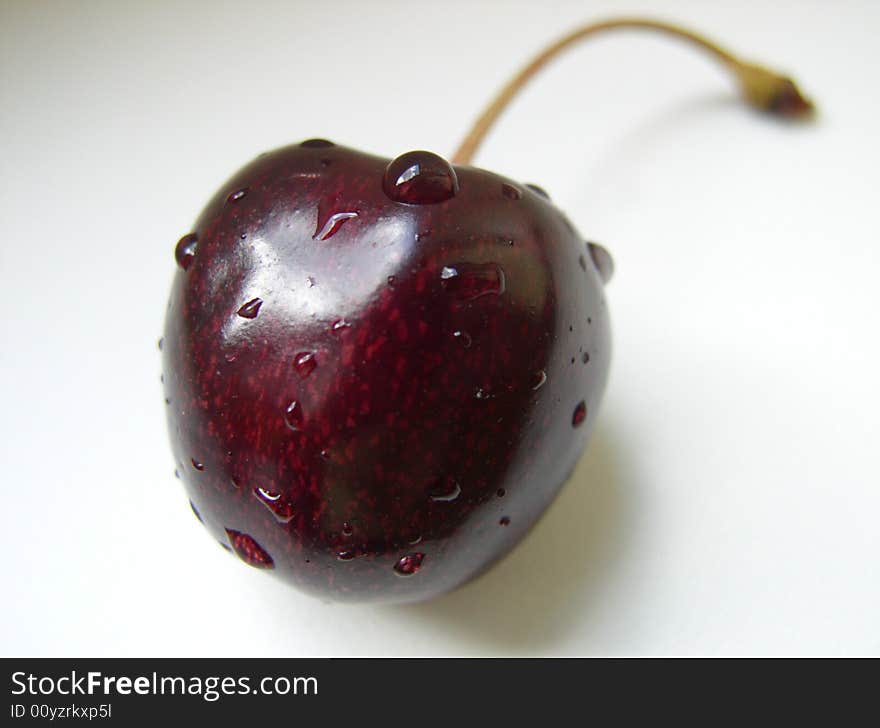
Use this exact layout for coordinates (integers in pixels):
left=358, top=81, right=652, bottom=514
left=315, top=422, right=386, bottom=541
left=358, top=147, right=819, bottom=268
left=162, top=140, right=611, bottom=603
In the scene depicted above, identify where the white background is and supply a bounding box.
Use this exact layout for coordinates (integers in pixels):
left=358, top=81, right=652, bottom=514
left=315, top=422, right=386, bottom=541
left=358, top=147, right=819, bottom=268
left=2, top=0, right=878, bottom=656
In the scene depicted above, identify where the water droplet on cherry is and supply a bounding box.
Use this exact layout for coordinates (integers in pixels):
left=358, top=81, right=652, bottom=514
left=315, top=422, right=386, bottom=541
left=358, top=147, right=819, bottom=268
left=237, top=297, right=263, bottom=319
left=383, top=151, right=459, bottom=204
left=502, top=183, right=522, bottom=200
left=530, top=370, right=547, bottom=390
left=293, top=352, right=317, bottom=378
left=428, top=476, right=461, bottom=502
left=226, top=529, right=274, bottom=569
left=191, top=458, right=204, bottom=471
left=394, top=553, right=425, bottom=576
left=453, top=330, right=472, bottom=348
left=499, top=516, right=510, bottom=526
left=572, top=400, right=587, bottom=427
left=174, top=233, right=198, bottom=270
left=284, top=400, right=304, bottom=431
left=440, top=263, right=505, bottom=302
left=314, top=211, right=358, bottom=241
left=301, top=138, right=334, bottom=148
left=253, top=487, right=296, bottom=523
left=190, top=501, right=203, bottom=523
left=587, top=241, right=614, bottom=283
left=226, top=187, right=248, bottom=203
left=525, top=183, right=550, bottom=199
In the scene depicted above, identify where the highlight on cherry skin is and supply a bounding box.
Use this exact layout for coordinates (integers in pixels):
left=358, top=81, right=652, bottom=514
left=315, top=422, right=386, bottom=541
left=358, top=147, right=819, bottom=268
left=162, top=141, right=613, bottom=603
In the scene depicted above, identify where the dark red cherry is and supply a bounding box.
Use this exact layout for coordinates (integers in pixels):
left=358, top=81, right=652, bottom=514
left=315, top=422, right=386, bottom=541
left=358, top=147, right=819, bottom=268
left=157, top=14, right=817, bottom=605
left=382, top=150, right=459, bottom=204
left=162, top=142, right=611, bottom=603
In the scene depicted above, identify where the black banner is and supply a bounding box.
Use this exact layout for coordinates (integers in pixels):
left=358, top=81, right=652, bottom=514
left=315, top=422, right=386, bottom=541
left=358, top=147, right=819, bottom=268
left=3, top=657, right=871, bottom=723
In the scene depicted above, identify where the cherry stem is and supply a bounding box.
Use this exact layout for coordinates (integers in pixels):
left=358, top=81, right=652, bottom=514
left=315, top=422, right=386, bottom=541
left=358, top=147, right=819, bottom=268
left=451, top=17, right=815, bottom=165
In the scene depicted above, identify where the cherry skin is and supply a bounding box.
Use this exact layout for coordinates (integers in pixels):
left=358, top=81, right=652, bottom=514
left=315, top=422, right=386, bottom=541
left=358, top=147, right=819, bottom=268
left=162, top=140, right=612, bottom=603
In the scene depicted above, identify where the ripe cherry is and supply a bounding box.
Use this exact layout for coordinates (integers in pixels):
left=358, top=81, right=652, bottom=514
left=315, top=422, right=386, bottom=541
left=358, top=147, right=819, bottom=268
left=161, top=18, right=812, bottom=603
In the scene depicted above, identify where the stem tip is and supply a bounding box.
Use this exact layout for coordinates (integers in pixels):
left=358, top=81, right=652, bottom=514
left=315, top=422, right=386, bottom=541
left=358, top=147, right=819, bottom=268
left=736, top=62, right=815, bottom=119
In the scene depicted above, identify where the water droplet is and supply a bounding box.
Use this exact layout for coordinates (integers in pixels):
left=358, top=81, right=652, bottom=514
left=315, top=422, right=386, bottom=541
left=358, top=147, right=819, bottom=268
left=408, top=534, right=423, bottom=545
left=499, top=516, right=511, bottom=526
left=582, top=352, right=590, bottom=364
left=301, top=138, right=334, bottom=148
left=313, top=211, right=358, bottom=241
left=190, top=501, right=203, bottom=523
left=174, top=233, right=198, bottom=270
left=428, top=476, right=461, bottom=502
left=236, top=297, right=263, bottom=319
left=387, top=275, right=397, bottom=287
left=191, top=458, right=204, bottom=471
left=497, top=488, right=506, bottom=497
left=319, top=449, right=330, bottom=460
left=578, top=254, right=587, bottom=271
left=174, top=469, right=180, bottom=479
left=530, top=370, right=547, bottom=390
left=284, top=400, right=304, bottom=431
left=157, top=337, right=164, bottom=351
left=337, top=550, right=355, bottom=561
left=320, top=158, right=332, bottom=167
left=383, top=151, right=458, bottom=204
left=253, top=486, right=296, bottom=523
left=226, top=187, right=248, bottom=203
left=474, top=387, right=493, bottom=400
left=342, top=522, right=353, bottom=537
left=393, top=552, right=425, bottom=576
left=440, top=263, right=505, bottom=302
left=225, top=529, right=274, bottom=569
left=525, top=183, right=550, bottom=199
left=331, top=318, right=352, bottom=333
left=293, top=351, right=317, bottom=378
left=224, top=351, right=237, bottom=363
left=501, top=183, right=522, bottom=200
left=587, top=241, right=614, bottom=283
left=453, top=330, right=472, bottom=348
left=306, top=276, right=315, bottom=288
left=572, top=400, right=587, bottom=428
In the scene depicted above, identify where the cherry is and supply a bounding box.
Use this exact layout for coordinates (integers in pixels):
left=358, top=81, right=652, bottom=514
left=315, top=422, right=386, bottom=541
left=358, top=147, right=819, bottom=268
left=161, top=18, right=812, bottom=603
